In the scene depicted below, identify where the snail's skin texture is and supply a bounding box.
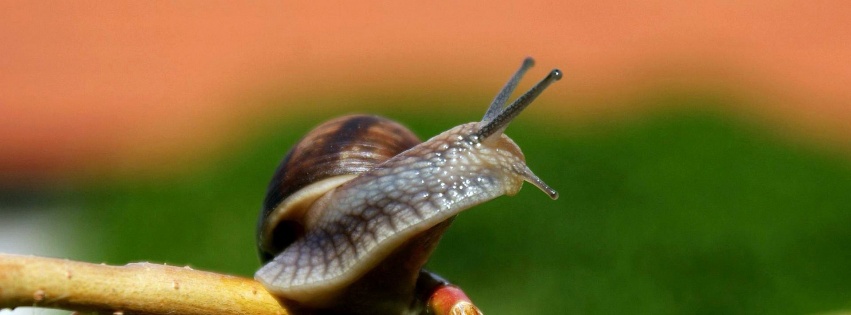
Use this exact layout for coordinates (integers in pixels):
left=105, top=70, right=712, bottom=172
left=256, top=57, right=561, bottom=315
left=257, top=123, right=547, bottom=308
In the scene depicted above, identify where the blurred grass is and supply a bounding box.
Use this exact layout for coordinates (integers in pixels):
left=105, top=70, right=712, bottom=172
left=78, top=92, right=851, bottom=314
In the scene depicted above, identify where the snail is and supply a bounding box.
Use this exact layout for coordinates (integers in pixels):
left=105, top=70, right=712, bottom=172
left=256, top=57, right=561, bottom=315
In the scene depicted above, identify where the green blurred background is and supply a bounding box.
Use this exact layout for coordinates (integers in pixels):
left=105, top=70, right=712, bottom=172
left=3, top=2, right=851, bottom=315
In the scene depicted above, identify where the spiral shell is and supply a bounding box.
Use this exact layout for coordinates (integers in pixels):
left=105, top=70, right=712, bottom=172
left=258, top=115, right=421, bottom=262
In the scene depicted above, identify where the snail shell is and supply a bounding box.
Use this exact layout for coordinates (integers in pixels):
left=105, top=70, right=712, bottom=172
left=258, top=115, right=422, bottom=262
left=256, top=58, right=561, bottom=313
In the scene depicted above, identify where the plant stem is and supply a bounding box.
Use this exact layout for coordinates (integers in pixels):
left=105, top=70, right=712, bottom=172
left=0, top=253, right=288, bottom=315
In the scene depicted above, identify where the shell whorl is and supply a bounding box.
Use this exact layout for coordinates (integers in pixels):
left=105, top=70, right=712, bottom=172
left=258, top=115, right=421, bottom=262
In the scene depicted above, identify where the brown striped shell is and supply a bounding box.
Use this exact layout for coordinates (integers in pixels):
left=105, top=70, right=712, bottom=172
left=258, top=115, right=421, bottom=262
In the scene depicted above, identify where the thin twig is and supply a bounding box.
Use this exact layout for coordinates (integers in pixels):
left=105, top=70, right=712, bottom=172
left=0, top=253, right=289, bottom=315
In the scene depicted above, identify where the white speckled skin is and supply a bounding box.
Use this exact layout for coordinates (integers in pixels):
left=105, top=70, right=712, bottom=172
left=256, top=122, right=551, bottom=305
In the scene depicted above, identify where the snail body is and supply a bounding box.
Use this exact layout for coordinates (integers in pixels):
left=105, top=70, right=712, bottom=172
left=256, top=58, right=561, bottom=314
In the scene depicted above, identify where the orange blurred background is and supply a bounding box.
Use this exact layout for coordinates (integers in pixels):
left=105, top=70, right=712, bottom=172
left=2, top=1, right=850, bottom=183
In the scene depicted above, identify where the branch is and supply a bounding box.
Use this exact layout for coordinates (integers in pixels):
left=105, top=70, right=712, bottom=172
left=0, top=253, right=288, bottom=315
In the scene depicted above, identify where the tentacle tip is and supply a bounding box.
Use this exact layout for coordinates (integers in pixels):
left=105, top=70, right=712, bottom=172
left=522, top=170, right=560, bottom=201
left=546, top=188, right=559, bottom=200
left=522, top=57, right=535, bottom=68
left=550, top=69, right=563, bottom=81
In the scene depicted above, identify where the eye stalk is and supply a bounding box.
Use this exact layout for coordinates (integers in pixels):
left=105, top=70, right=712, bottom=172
left=477, top=57, right=563, bottom=141
left=481, top=57, right=536, bottom=124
